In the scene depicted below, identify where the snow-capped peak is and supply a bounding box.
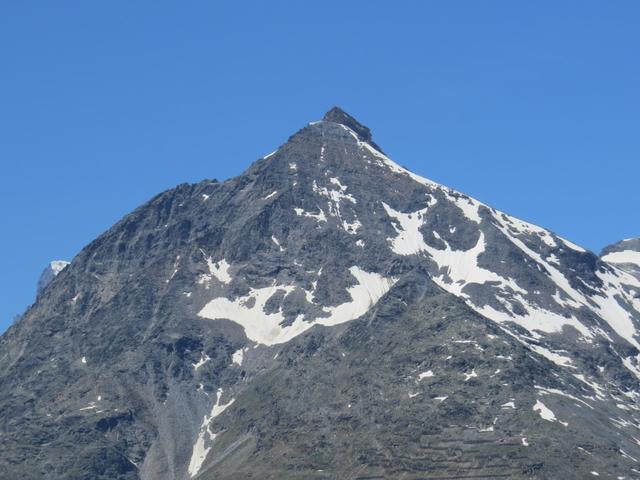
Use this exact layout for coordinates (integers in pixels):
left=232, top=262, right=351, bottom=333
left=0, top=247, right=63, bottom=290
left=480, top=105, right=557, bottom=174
left=601, top=238, right=640, bottom=280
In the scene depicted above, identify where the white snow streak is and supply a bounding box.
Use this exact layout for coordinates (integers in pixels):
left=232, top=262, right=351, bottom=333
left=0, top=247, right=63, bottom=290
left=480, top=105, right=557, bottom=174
left=187, top=389, right=235, bottom=477
left=271, top=236, right=285, bottom=251
left=263, top=190, right=278, bottom=200
left=602, top=250, right=640, bottom=266
left=294, top=207, right=327, bottom=224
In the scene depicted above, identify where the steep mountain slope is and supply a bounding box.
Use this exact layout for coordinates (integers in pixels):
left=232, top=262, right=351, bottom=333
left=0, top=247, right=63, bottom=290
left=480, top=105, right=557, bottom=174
left=1, top=108, right=639, bottom=479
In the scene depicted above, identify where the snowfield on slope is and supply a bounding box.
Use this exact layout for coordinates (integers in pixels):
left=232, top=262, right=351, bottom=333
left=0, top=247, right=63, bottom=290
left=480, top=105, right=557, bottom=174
left=198, top=266, right=396, bottom=345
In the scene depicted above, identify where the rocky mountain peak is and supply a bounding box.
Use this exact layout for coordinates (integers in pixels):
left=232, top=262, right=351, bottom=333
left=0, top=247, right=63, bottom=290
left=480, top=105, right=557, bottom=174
left=320, top=106, right=383, bottom=152
left=2, top=109, right=640, bottom=480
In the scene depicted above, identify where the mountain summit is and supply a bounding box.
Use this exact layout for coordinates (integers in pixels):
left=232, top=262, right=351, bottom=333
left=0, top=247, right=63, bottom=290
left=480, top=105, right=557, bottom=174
left=1, top=110, right=639, bottom=479
left=321, top=106, right=380, bottom=148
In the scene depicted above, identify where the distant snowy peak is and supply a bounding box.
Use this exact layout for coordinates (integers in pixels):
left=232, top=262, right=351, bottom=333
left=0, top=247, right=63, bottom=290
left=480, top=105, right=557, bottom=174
left=601, top=238, right=640, bottom=279
left=36, top=260, right=70, bottom=297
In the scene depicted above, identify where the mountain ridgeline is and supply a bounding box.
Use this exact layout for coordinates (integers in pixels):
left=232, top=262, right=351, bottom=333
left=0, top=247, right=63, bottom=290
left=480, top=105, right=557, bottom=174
left=2, top=108, right=640, bottom=479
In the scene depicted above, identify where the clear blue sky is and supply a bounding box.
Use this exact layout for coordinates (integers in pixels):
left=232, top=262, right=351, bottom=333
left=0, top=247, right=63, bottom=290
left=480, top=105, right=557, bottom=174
left=1, top=1, right=638, bottom=333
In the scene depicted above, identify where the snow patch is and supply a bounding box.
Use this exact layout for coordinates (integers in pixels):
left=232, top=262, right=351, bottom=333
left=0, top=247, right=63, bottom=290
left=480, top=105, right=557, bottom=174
left=463, top=369, right=478, bottom=381
left=271, top=236, right=285, bottom=251
left=198, top=251, right=232, bottom=286
left=263, top=190, right=278, bottom=200
left=529, top=345, right=574, bottom=368
left=602, top=250, right=640, bottom=266
left=382, top=201, right=435, bottom=255
left=533, top=399, right=567, bottom=426
left=535, top=385, right=594, bottom=409
left=198, top=267, right=396, bottom=345
left=294, top=207, right=327, bottom=224
left=313, top=180, right=360, bottom=234
left=561, top=238, right=587, bottom=253
left=187, top=388, right=235, bottom=477
left=231, top=348, right=247, bottom=366
left=533, top=399, right=556, bottom=422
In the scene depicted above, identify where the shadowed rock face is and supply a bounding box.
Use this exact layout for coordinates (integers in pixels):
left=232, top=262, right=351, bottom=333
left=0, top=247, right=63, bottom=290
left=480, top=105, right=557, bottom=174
left=1, top=108, right=640, bottom=480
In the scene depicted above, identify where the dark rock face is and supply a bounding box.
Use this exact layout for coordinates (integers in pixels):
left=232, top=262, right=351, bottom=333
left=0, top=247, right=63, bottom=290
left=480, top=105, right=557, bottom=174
left=1, top=108, right=640, bottom=479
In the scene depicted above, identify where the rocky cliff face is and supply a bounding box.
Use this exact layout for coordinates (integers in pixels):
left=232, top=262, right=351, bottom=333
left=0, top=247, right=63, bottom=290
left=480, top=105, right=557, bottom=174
left=1, top=108, right=640, bottom=479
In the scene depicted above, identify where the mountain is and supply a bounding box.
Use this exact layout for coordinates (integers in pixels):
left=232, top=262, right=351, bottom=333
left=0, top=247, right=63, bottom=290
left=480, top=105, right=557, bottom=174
left=1, top=108, right=640, bottom=479
left=36, top=260, right=70, bottom=297
left=602, top=238, right=640, bottom=281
